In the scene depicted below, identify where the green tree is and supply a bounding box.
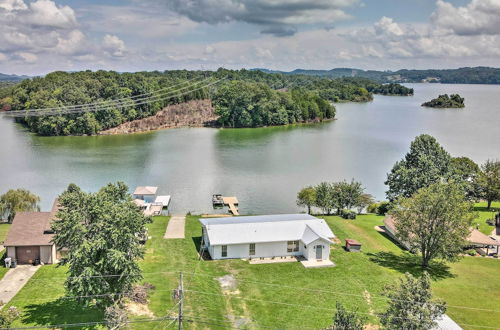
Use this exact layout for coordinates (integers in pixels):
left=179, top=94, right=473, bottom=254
left=449, top=157, right=481, bottom=199
left=385, top=134, right=451, bottom=201
left=356, top=193, right=374, bottom=214
left=296, top=186, right=317, bottom=214
left=332, top=180, right=365, bottom=213
left=391, top=182, right=475, bottom=267
left=326, top=302, right=366, bottom=330
left=52, top=182, right=151, bottom=305
left=381, top=272, right=446, bottom=330
left=0, top=188, right=40, bottom=223
left=315, top=182, right=335, bottom=215
left=477, top=159, right=500, bottom=209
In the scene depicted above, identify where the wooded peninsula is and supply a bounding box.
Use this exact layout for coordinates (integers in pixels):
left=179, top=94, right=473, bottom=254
left=0, top=69, right=413, bottom=136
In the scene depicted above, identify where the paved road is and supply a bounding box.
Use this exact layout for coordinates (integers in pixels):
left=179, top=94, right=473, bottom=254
left=164, top=215, right=186, bottom=239
left=0, top=265, right=40, bottom=304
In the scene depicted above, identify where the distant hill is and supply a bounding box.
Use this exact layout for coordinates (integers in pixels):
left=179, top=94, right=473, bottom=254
left=252, top=67, right=500, bottom=84
left=0, top=73, right=29, bottom=82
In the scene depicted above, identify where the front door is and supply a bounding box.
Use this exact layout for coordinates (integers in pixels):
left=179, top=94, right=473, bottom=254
left=16, top=246, right=40, bottom=264
left=315, top=245, right=323, bottom=260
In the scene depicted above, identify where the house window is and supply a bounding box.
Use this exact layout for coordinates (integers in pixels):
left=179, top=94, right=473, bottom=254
left=287, top=240, right=299, bottom=252
left=249, top=243, right=256, bottom=256
left=221, top=245, right=227, bottom=257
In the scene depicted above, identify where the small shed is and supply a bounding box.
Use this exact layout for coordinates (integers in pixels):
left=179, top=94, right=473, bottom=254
left=345, top=239, right=361, bottom=252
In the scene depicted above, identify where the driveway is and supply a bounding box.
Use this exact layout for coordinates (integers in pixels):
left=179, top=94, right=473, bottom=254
left=164, top=215, right=185, bottom=239
left=0, top=265, right=40, bottom=304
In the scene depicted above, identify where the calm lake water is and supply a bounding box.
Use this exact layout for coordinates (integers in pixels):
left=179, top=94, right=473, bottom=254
left=1, top=83, right=499, bottom=214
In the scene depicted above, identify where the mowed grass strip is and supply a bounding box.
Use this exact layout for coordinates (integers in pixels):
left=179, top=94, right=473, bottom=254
left=8, top=265, right=104, bottom=328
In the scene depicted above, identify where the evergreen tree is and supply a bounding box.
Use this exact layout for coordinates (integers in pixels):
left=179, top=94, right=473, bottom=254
left=52, top=182, right=151, bottom=305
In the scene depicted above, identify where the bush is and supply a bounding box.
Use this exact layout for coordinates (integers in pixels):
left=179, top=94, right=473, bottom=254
left=465, top=249, right=476, bottom=256
left=105, top=303, right=128, bottom=330
left=0, top=304, right=20, bottom=328
left=341, top=209, right=357, bottom=220
left=127, top=282, right=155, bottom=304
left=367, top=203, right=379, bottom=214
left=367, top=201, right=391, bottom=215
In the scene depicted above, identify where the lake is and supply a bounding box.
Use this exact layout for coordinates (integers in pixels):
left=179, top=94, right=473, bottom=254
left=1, top=83, right=499, bottom=214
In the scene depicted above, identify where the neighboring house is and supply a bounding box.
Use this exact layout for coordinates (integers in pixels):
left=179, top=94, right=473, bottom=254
left=3, top=200, right=59, bottom=264
left=383, top=215, right=500, bottom=255
left=383, top=215, right=412, bottom=250
left=200, top=214, right=335, bottom=261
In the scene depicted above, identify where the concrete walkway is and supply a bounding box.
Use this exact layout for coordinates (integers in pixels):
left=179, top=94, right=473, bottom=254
left=0, top=265, right=40, bottom=304
left=164, top=215, right=185, bottom=239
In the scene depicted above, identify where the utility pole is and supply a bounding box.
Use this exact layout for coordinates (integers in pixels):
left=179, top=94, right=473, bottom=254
left=178, top=272, right=184, bottom=330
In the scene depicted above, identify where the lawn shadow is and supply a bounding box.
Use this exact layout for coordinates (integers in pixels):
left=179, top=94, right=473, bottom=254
left=191, top=236, right=211, bottom=260
left=21, top=298, right=104, bottom=329
left=367, top=251, right=455, bottom=280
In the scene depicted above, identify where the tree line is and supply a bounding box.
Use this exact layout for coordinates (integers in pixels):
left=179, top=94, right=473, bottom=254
left=0, top=68, right=412, bottom=136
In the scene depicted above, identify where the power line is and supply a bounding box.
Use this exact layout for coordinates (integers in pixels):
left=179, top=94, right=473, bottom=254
left=1, top=77, right=225, bottom=117
left=183, top=289, right=500, bottom=329
left=12, top=269, right=500, bottom=313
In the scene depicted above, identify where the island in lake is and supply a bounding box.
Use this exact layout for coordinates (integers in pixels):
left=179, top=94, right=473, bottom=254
left=421, top=94, right=465, bottom=108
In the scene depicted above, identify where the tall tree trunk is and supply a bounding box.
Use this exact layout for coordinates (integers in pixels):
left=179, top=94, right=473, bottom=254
left=307, top=205, right=311, bottom=215
left=487, top=199, right=492, bottom=210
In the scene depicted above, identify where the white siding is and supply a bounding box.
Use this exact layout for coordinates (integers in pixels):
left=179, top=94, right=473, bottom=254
left=305, top=239, right=330, bottom=261
left=210, top=241, right=307, bottom=260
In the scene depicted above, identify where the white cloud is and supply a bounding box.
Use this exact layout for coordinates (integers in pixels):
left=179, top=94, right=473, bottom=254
left=431, top=0, right=500, bottom=36
left=22, top=0, right=77, bottom=29
left=0, top=0, right=26, bottom=11
left=102, top=34, right=126, bottom=57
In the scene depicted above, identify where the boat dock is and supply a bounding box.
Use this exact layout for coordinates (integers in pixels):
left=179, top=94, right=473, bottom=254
left=222, top=196, right=239, bottom=215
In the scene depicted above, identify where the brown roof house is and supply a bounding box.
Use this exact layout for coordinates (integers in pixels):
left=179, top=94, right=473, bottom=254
left=383, top=215, right=500, bottom=255
left=3, top=200, right=60, bottom=265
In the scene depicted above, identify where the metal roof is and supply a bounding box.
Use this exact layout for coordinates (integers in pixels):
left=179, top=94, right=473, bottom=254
left=199, top=213, right=317, bottom=226
left=200, top=214, right=335, bottom=245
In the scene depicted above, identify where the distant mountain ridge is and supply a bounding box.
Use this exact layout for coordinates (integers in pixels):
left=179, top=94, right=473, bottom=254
left=0, top=73, right=29, bottom=82
left=252, top=67, right=500, bottom=84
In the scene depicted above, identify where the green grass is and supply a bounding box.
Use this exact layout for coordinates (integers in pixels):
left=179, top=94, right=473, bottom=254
left=0, top=223, right=11, bottom=279
left=6, top=211, right=500, bottom=329
left=8, top=265, right=103, bottom=328
left=473, top=201, right=499, bottom=235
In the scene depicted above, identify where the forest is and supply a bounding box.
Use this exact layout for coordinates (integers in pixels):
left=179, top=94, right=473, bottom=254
left=0, top=68, right=411, bottom=136
left=259, top=66, right=500, bottom=84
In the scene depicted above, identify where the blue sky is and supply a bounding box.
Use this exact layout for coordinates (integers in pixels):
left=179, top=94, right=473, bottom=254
left=1, top=0, right=499, bottom=75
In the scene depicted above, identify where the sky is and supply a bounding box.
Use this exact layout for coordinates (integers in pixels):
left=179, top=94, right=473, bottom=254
left=1, top=0, right=500, bottom=75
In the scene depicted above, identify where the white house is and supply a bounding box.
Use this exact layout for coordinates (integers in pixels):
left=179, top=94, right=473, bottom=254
left=199, top=214, right=335, bottom=262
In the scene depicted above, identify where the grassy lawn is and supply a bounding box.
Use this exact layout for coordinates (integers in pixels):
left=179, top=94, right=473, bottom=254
left=138, top=214, right=500, bottom=329
left=0, top=223, right=12, bottom=280
left=473, top=201, right=499, bottom=235
left=6, top=211, right=500, bottom=329
left=8, top=265, right=103, bottom=328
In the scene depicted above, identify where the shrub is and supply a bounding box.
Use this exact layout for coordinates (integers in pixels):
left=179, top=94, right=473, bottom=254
left=105, top=303, right=128, bottom=330
left=127, top=282, right=155, bottom=304
left=465, top=249, right=476, bottom=256
left=0, top=304, right=20, bottom=329
left=341, top=209, right=357, bottom=220
left=367, top=201, right=391, bottom=215
left=377, top=201, right=391, bottom=215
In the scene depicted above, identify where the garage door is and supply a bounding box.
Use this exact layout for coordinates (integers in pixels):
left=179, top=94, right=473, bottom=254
left=16, top=246, right=40, bottom=264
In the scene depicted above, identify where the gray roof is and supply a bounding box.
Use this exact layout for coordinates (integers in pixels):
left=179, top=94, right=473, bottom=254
left=200, top=214, right=335, bottom=245
left=199, top=213, right=316, bottom=226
